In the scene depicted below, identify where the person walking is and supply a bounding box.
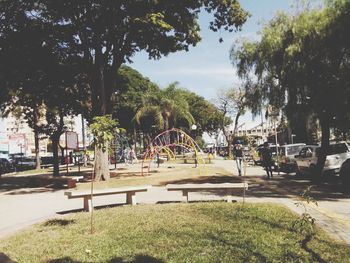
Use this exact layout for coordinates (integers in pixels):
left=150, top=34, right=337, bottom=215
left=233, top=140, right=244, bottom=176
left=261, top=142, right=273, bottom=179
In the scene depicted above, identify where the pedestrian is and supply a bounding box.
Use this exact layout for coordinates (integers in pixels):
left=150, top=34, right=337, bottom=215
left=123, top=147, right=130, bottom=165
left=233, top=140, right=244, bottom=176
left=261, top=142, right=273, bottom=179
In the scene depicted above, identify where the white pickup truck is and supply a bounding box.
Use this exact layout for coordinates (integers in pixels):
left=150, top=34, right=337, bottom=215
left=295, top=142, right=350, bottom=181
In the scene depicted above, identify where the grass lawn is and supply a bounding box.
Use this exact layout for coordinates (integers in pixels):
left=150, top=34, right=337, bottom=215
left=1, top=203, right=349, bottom=263
left=76, top=164, right=234, bottom=190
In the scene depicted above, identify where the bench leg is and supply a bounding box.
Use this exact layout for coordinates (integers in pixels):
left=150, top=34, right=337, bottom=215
left=226, top=189, right=233, bottom=203
left=126, top=191, right=137, bottom=205
left=83, top=196, right=92, bottom=212
left=182, top=190, right=189, bottom=203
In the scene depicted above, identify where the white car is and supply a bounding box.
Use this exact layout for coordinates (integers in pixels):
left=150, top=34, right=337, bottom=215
left=295, top=142, right=350, bottom=176
left=277, top=143, right=306, bottom=173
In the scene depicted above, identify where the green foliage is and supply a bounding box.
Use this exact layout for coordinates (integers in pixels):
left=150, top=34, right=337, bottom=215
left=232, top=0, right=350, bottom=172
left=292, top=186, right=318, bottom=237
left=89, top=115, right=118, bottom=151
left=134, top=82, right=195, bottom=132
left=113, top=65, right=160, bottom=134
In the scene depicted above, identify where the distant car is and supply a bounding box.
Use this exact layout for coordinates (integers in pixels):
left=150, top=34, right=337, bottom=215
left=295, top=142, right=350, bottom=177
left=0, top=158, right=14, bottom=174
left=15, top=157, right=36, bottom=170
left=277, top=143, right=306, bottom=173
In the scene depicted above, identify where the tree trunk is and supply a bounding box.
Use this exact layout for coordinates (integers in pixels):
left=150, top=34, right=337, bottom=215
left=94, top=143, right=110, bottom=181
left=314, top=113, right=330, bottom=182
left=233, top=112, right=242, bottom=137
left=32, top=106, right=41, bottom=170
left=51, top=135, right=60, bottom=177
left=34, top=129, right=41, bottom=170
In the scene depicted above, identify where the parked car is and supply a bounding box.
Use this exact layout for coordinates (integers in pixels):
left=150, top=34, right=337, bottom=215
left=277, top=143, right=306, bottom=173
left=295, top=142, right=350, bottom=177
left=0, top=158, right=14, bottom=174
left=15, top=157, right=36, bottom=170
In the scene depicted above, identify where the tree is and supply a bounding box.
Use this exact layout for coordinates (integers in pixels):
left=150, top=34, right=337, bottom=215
left=89, top=115, right=118, bottom=181
left=231, top=1, right=350, bottom=178
left=177, top=89, right=227, bottom=137
left=0, top=5, right=88, bottom=175
left=1, top=0, right=248, bottom=179
left=134, top=82, right=195, bottom=133
left=113, top=65, right=159, bottom=136
left=214, top=88, right=245, bottom=156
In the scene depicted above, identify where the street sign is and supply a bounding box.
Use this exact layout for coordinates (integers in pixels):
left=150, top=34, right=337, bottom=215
left=65, top=131, right=79, bottom=149
left=8, top=133, right=26, bottom=155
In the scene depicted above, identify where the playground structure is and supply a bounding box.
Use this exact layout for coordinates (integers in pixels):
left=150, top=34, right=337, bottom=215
left=141, top=128, right=206, bottom=176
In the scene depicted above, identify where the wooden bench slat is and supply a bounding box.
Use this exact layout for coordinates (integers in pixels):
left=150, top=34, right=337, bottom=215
left=165, top=183, right=248, bottom=203
left=166, top=183, right=248, bottom=190
left=64, top=185, right=152, bottom=211
left=65, top=185, right=151, bottom=198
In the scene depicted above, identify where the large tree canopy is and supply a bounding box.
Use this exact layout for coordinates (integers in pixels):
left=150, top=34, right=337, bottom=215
left=0, top=0, right=248, bottom=180
left=26, top=0, right=248, bottom=116
left=231, top=0, right=350, bottom=178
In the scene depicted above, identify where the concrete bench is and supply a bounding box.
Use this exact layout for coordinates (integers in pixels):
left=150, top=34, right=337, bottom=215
left=64, top=185, right=151, bottom=211
left=166, top=183, right=248, bottom=203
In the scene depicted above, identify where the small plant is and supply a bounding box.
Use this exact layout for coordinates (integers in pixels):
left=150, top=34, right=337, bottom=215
left=292, top=186, right=318, bottom=236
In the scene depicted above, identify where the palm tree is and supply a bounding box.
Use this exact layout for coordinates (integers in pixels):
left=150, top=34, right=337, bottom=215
left=134, top=82, right=195, bottom=132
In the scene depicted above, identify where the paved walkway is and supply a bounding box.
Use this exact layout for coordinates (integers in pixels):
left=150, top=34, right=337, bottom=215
left=1, top=159, right=350, bottom=245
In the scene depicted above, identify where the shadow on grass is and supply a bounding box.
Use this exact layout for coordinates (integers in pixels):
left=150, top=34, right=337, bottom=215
left=48, top=257, right=81, bottom=263
left=0, top=171, right=91, bottom=194
left=0, top=252, right=17, bottom=263
left=56, top=203, right=126, bottom=215
left=109, top=255, right=164, bottom=263
left=46, top=255, right=164, bottom=263
left=43, top=219, right=76, bottom=227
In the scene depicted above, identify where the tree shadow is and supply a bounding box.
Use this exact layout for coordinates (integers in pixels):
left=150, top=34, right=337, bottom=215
left=43, top=219, right=76, bottom=227
left=160, top=175, right=242, bottom=185
left=250, top=173, right=350, bottom=200
left=109, top=255, right=164, bottom=263
left=47, top=257, right=82, bottom=263
left=46, top=255, right=163, bottom=263
left=0, top=172, right=90, bottom=194
left=0, top=252, right=17, bottom=263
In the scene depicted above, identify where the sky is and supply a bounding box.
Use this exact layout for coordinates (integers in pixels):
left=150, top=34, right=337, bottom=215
left=128, top=0, right=322, bottom=126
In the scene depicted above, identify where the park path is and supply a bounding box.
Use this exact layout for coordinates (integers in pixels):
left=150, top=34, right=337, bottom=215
left=0, top=159, right=350, bottom=245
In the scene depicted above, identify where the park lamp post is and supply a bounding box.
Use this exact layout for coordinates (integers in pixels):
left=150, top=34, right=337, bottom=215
left=291, top=134, right=296, bottom=144
left=191, top=124, right=197, bottom=139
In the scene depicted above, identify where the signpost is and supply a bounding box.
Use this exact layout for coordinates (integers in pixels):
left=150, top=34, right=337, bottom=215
left=64, top=131, right=79, bottom=175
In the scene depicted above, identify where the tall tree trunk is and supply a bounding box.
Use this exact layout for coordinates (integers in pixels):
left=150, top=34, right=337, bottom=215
left=314, top=113, right=330, bottom=182
left=34, top=129, right=41, bottom=170
left=51, top=134, right=60, bottom=177
left=233, top=112, right=242, bottom=137
left=92, top=50, right=110, bottom=180
left=33, top=107, right=41, bottom=170
left=94, top=143, right=110, bottom=181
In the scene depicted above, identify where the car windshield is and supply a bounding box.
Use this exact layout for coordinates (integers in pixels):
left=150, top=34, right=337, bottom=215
left=22, top=158, right=34, bottom=162
left=327, top=143, right=349, bottom=155
left=286, top=145, right=305, bottom=156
